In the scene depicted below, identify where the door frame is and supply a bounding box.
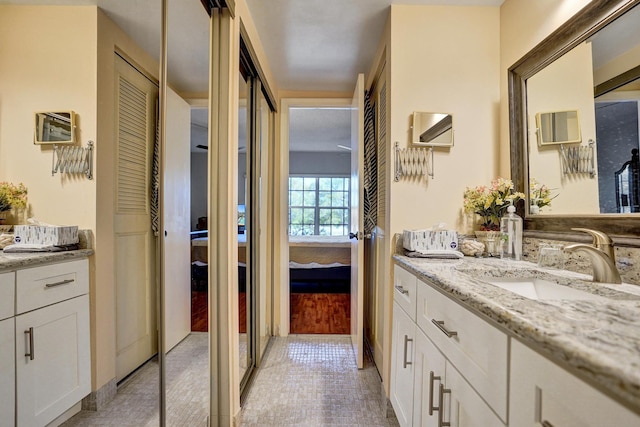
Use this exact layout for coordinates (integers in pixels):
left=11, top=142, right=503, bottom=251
left=277, top=98, right=352, bottom=336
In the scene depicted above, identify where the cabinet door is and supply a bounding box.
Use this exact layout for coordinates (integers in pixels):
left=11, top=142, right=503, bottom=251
left=413, top=328, right=445, bottom=427
left=15, top=295, right=90, bottom=427
left=390, top=302, right=416, bottom=427
left=445, top=362, right=504, bottom=427
left=0, top=317, right=15, bottom=427
left=510, top=339, right=640, bottom=427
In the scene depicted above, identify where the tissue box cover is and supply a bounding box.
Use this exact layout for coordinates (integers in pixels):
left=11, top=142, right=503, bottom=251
left=403, top=229, right=458, bottom=252
left=13, top=225, right=78, bottom=246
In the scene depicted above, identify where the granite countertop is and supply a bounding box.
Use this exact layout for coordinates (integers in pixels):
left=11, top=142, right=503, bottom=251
left=0, top=249, right=94, bottom=272
left=393, top=254, right=640, bottom=413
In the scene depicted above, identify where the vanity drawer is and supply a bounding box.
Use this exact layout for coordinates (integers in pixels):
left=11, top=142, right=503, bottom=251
left=416, top=278, right=508, bottom=421
left=15, top=259, right=89, bottom=314
left=0, top=272, right=15, bottom=320
left=394, top=265, right=417, bottom=320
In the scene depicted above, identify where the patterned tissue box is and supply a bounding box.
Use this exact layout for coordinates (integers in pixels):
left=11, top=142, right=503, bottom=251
left=403, top=229, right=459, bottom=252
left=13, top=225, right=79, bottom=246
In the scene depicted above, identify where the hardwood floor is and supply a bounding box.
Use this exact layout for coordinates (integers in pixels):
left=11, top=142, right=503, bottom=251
left=191, top=291, right=208, bottom=332
left=290, top=293, right=350, bottom=334
left=191, top=290, right=246, bottom=333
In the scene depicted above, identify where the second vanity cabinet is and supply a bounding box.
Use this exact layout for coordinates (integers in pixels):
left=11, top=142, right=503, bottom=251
left=390, top=264, right=506, bottom=427
left=0, top=258, right=90, bottom=427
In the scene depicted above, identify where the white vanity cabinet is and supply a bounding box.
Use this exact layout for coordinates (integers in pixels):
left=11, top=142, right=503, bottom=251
left=0, top=258, right=90, bottom=427
left=390, top=266, right=418, bottom=427
left=510, top=339, right=640, bottom=427
left=391, top=265, right=506, bottom=427
left=0, top=272, right=16, bottom=427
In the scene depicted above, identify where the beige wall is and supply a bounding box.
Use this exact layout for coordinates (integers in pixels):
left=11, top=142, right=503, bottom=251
left=0, top=5, right=97, bottom=228
left=499, top=0, right=594, bottom=176
left=389, top=4, right=501, bottom=235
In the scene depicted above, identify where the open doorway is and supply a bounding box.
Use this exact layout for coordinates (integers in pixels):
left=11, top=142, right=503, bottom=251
left=286, top=105, right=353, bottom=334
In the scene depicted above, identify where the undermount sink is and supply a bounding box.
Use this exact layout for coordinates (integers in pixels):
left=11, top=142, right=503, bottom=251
left=485, top=277, right=603, bottom=301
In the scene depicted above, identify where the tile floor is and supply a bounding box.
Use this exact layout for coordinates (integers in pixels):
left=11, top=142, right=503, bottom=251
left=239, top=335, right=399, bottom=427
left=62, top=333, right=209, bottom=426
left=62, top=334, right=398, bottom=426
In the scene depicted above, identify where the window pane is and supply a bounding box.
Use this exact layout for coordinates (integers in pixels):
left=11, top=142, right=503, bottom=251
left=319, top=178, right=331, bottom=191
left=290, top=177, right=303, bottom=190
left=331, top=209, right=343, bottom=224
left=332, top=191, right=346, bottom=207
left=304, top=177, right=317, bottom=191
left=319, top=191, right=331, bottom=207
left=331, top=178, right=343, bottom=191
left=303, top=208, right=315, bottom=224
left=289, top=208, right=303, bottom=225
left=319, top=208, right=331, bottom=224
left=303, top=191, right=316, bottom=206
left=290, top=190, right=303, bottom=206
left=318, top=226, right=329, bottom=236
left=302, top=225, right=314, bottom=235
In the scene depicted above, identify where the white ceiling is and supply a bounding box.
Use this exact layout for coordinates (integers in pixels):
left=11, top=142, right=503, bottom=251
left=245, top=0, right=504, bottom=93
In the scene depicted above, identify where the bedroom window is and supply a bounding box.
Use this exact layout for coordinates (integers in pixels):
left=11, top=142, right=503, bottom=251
left=288, top=176, right=350, bottom=236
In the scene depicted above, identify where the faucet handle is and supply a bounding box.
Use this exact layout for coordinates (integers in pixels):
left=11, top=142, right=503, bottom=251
left=571, top=228, right=615, bottom=259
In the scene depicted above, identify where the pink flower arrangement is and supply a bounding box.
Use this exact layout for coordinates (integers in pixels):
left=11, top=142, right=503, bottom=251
left=463, top=177, right=525, bottom=231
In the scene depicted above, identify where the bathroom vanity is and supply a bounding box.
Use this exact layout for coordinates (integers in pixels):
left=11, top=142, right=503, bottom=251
left=390, top=256, right=640, bottom=427
left=0, top=250, right=92, bottom=427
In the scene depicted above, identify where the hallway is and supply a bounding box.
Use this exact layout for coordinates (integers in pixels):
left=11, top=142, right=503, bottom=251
left=62, top=335, right=397, bottom=426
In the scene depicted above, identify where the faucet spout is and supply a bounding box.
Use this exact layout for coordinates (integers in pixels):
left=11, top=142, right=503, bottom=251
left=564, top=243, right=622, bottom=284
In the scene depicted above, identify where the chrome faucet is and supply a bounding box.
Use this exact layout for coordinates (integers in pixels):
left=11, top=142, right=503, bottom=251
left=563, top=228, right=622, bottom=284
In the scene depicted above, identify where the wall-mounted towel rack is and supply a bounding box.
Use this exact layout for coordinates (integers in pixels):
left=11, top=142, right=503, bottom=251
left=52, top=140, right=94, bottom=179
left=560, top=139, right=595, bottom=177
left=394, top=141, right=434, bottom=181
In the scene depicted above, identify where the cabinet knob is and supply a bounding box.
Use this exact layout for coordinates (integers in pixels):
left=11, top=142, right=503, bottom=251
left=395, top=285, right=409, bottom=295
left=24, top=327, right=34, bottom=361
left=403, top=334, right=413, bottom=368
left=432, top=319, right=458, bottom=338
left=429, top=371, right=442, bottom=416
left=438, top=383, right=451, bottom=427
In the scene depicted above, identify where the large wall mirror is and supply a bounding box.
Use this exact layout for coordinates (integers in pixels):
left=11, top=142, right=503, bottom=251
left=509, top=0, right=640, bottom=236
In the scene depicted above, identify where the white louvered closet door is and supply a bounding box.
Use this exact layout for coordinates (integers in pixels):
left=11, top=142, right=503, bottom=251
left=114, top=54, right=159, bottom=381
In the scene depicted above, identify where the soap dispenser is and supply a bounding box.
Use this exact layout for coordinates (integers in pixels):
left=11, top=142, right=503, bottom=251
left=500, top=202, right=522, bottom=260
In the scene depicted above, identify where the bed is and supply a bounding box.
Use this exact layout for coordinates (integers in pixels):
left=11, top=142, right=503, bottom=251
left=190, top=234, right=352, bottom=292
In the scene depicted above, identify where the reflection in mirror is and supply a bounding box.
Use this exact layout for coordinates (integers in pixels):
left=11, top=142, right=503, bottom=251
left=523, top=2, right=640, bottom=217
left=163, top=0, right=210, bottom=424
left=256, top=89, right=271, bottom=360
left=34, top=111, right=75, bottom=144
left=536, top=110, right=581, bottom=145
left=411, top=112, right=453, bottom=146
left=238, top=72, right=249, bottom=382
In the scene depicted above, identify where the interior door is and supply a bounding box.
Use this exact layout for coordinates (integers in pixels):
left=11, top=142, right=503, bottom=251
left=350, top=73, right=365, bottom=368
left=114, top=55, right=158, bottom=381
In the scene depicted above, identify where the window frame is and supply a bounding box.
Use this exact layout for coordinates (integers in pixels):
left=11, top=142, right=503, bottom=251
left=288, top=174, right=351, bottom=236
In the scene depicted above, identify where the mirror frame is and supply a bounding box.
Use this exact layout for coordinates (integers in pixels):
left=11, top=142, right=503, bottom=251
left=508, top=0, right=640, bottom=237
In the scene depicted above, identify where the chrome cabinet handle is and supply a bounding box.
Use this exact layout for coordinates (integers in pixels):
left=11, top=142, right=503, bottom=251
left=432, top=319, right=458, bottom=338
left=541, top=422, right=554, bottom=427
left=429, top=371, right=441, bottom=415
left=403, top=334, right=413, bottom=368
left=395, top=285, right=409, bottom=295
left=438, top=383, right=451, bottom=427
left=45, top=278, right=74, bottom=288
left=25, top=327, right=34, bottom=360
